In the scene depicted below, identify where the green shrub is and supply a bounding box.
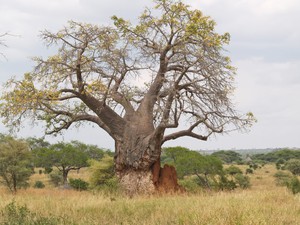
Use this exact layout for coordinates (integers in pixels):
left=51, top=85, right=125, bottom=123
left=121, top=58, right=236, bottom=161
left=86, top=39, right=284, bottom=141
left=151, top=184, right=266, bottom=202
left=44, top=167, right=53, bottom=174
left=218, top=175, right=237, bottom=191
left=1, top=201, right=61, bottom=224
left=95, top=177, right=121, bottom=194
left=274, top=171, right=292, bottom=186
left=33, top=181, right=45, bottom=189
left=285, top=159, right=300, bottom=176
left=245, top=168, right=253, bottom=174
left=89, top=155, right=115, bottom=186
left=234, top=174, right=251, bottom=189
left=287, top=177, right=300, bottom=195
left=49, top=171, right=63, bottom=187
left=225, top=166, right=243, bottom=176
left=178, top=178, right=202, bottom=193
left=69, top=178, right=89, bottom=191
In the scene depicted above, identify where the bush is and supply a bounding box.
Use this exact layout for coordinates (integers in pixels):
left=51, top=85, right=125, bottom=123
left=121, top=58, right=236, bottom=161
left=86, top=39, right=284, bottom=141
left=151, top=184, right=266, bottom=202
left=44, top=167, right=53, bottom=174
left=89, top=155, right=115, bottom=186
left=218, top=175, right=237, bottom=191
left=225, top=166, right=243, bottom=176
left=1, top=201, right=61, bottom=224
left=33, top=181, right=45, bottom=189
left=69, top=178, right=89, bottom=191
left=0, top=137, right=33, bottom=193
left=285, top=159, right=300, bottom=175
left=245, top=168, right=253, bottom=174
left=287, top=177, right=300, bottom=195
left=234, top=174, right=251, bottom=189
left=274, top=171, right=292, bottom=186
left=49, top=171, right=63, bottom=187
left=178, top=178, right=202, bottom=193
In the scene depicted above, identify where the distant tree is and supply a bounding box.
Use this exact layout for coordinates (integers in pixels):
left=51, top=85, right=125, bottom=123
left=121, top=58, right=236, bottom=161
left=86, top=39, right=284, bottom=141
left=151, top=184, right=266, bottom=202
left=161, top=146, right=190, bottom=165
left=69, top=140, right=106, bottom=161
left=0, top=136, right=33, bottom=193
left=252, top=149, right=300, bottom=163
left=26, top=137, right=51, bottom=150
left=33, top=142, right=89, bottom=185
left=225, top=165, right=243, bottom=176
left=275, top=158, right=285, bottom=170
left=211, top=150, right=242, bottom=164
left=175, top=151, right=223, bottom=189
left=285, top=159, right=300, bottom=176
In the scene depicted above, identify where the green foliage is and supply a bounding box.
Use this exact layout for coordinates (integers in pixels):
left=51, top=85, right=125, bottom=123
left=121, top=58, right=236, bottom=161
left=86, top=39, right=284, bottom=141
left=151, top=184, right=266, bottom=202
left=245, top=168, right=253, bottom=174
left=285, top=159, right=300, bottom=175
left=274, top=171, right=293, bottom=186
left=218, top=175, right=237, bottom=191
left=89, top=155, right=115, bottom=187
left=287, top=177, right=300, bottom=195
left=163, top=147, right=223, bottom=180
left=44, top=167, right=53, bottom=174
left=69, top=178, right=89, bottom=191
left=49, top=171, right=63, bottom=187
left=33, top=141, right=90, bottom=184
left=252, top=149, right=300, bottom=163
left=248, top=163, right=259, bottom=170
left=95, top=177, right=121, bottom=194
left=178, top=177, right=202, bottom=193
left=33, top=181, right=45, bottom=189
left=163, top=147, right=250, bottom=191
left=225, top=166, right=243, bottom=176
left=234, top=174, right=251, bottom=189
left=161, top=146, right=190, bottom=165
left=211, top=150, right=243, bottom=164
left=69, top=140, right=107, bottom=161
left=0, top=136, right=33, bottom=193
left=26, top=137, right=51, bottom=151
left=275, top=158, right=286, bottom=170
left=1, top=201, right=61, bottom=224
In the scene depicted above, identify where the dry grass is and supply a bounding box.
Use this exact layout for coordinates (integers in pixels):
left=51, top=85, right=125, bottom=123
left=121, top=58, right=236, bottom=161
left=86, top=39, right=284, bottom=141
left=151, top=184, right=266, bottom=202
left=0, top=165, right=299, bottom=225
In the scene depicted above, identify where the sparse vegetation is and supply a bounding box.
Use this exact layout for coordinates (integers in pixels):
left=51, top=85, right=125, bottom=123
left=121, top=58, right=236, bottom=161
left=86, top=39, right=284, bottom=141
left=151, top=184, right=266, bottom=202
left=33, top=181, right=45, bottom=189
left=69, top=178, right=89, bottom=191
left=0, top=164, right=298, bottom=225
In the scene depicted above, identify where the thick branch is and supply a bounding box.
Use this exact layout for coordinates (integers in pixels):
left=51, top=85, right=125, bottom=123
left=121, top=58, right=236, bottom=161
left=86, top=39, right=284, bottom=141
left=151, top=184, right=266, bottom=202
left=162, top=130, right=210, bottom=144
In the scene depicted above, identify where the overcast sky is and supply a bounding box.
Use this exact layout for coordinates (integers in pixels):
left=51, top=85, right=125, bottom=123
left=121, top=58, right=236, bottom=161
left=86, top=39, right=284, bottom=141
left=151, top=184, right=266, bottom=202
left=0, top=0, right=299, bottom=151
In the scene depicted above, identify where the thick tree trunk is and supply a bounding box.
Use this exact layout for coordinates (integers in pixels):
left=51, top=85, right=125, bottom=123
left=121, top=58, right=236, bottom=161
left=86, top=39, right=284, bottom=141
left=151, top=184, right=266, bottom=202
left=116, top=158, right=182, bottom=195
left=62, top=169, right=69, bottom=185
left=114, top=119, right=181, bottom=195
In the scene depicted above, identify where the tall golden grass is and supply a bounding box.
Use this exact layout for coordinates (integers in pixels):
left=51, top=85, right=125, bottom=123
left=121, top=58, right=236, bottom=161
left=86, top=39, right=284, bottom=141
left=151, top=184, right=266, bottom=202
left=0, top=165, right=299, bottom=224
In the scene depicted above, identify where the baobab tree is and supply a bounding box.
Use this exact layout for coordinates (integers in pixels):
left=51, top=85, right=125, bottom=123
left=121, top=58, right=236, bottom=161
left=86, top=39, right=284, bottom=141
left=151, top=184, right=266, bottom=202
left=0, top=32, right=9, bottom=59
left=0, top=0, right=254, bottom=194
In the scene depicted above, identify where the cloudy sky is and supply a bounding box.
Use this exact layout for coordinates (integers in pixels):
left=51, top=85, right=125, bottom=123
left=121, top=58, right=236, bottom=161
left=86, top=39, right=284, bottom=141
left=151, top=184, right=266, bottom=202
left=0, top=0, right=299, bottom=151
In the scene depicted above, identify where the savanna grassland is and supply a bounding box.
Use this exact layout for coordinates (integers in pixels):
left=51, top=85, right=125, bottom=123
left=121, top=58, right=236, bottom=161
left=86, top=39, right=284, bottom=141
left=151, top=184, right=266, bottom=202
left=0, top=165, right=299, bottom=225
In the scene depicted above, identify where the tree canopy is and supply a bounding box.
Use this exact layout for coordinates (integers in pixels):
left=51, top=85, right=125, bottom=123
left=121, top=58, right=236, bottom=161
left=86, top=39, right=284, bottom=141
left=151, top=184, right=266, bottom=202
left=211, top=150, right=243, bottom=164
left=0, top=0, right=253, bottom=141
left=0, top=136, right=33, bottom=193
left=33, top=142, right=89, bottom=184
left=0, top=0, right=255, bottom=194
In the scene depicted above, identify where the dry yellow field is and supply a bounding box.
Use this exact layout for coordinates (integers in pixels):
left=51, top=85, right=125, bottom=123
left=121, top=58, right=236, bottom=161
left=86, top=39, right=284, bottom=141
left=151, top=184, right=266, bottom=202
left=0, top=165, right=299, bottom=225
